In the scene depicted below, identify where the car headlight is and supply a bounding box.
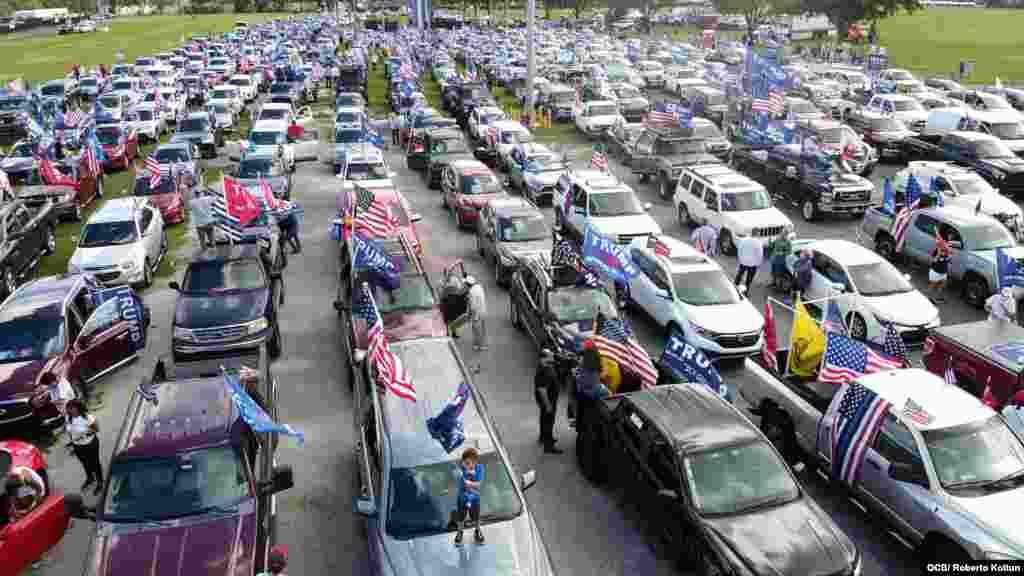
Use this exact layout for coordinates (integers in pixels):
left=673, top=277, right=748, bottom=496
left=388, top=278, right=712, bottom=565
left=993, top=169, right=1006, bottom=180
left=173, top=326, right=195, bottom=341
left=245, top=317, right=270, bottom=334
left=121, top=260, right=136, bottom=270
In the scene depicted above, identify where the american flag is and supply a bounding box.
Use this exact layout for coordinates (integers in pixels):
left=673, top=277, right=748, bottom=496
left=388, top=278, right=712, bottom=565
left=820, top=332, right=905, bottom=385
left=354, top=284, right=416, bottom=401
left=145, top=156, right=164, bottom=189
left=768, top=90, right=786, bottom=115
left=944, top=362, right=957, bottom=387
left=590, top=149, right=608, bottom=171
left=79, top=144, right=100, bottom=179
left=593, top=315, right=658, bottom=388
left=646, top=110, right=678, bottom=126
left=893, top=199, right=921, bottom=253
left=64, top=109, right=84, bottom=127
left=351, top=185, right=397, bottom=238
left=761, top=301, right=778, bottom=372
left=903, top=397, right=934, bottom=426
left=487, top=125, right=498, bottom=147
left=831, top=381, right=891, bottom=486
left=882, top=322, right=908, bottom=367
left=653, top=238, right=670, bottom=257
left=751, top=99, right=773, bottom=114
left=822, top=299, right=846, bottom=335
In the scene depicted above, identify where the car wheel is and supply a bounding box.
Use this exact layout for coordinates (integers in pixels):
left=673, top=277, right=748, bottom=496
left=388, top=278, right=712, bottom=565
left=677, top=203, right=691, bottom=228
left=43, top=225, right=56, bottom=255
left=2, top=268, right=15, bottom=299
left=848, top=313, right=868, bottom=342
left=801, top=199, right=818, bottom=222
left=659, top=172, right=673, bottom=201
left=268, top=323, right=282, bottom=358
left=875, top=233, right=896, bottom=261
left=963, top=274, right=989, bottom=308
left=142, top=259, right=152, bottom=288
left=718, top=229, right=735, bottom=256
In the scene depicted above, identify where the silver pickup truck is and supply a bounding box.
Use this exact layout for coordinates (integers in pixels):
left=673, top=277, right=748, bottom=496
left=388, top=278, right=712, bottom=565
left=859, top=204, right=1024, bottom=308
left=739, top=355, right=1024, bottom=561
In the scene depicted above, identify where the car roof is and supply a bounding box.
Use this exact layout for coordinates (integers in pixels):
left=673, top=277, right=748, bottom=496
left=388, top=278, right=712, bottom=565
left=88, top=197, right=148, bottom=223
left=628, top=385, right=761, bottom=454
left=906, top=161, right=977, bottom=178
left=857, top=369, right=994, bottom=431
left=923, top=205, right=1002, bottom=227
left=189, top=242, right=264, bottom=263
left=493, top=201, right=542, bottom=218
left=382, top=338, right=496, bottom=468
left=451, top=159, right=490, bottom=172
left=1, top=274, right=84, bottom=319
left=117, top=375, right=239, bottom=458
left=804, top=239, right=883, bottom=266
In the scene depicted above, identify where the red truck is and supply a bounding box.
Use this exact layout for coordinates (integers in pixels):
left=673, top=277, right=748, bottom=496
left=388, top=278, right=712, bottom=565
left=923, top=320, right=1024, bottom=405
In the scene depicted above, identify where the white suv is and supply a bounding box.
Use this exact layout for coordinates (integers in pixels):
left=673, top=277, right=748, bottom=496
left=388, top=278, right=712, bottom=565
left=675, top=164, right=793, bottom=255
left=554, top=169, right=661, bottom=247
left=67, top=198, right=166, bottom=288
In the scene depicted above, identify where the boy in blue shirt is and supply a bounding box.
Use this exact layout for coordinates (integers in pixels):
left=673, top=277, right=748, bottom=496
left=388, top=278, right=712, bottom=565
left=455, top=447, right=485, bottom=546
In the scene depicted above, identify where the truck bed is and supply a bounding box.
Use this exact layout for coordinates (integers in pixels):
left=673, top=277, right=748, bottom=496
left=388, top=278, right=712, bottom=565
left=932, top=320, right=1024, bottom=374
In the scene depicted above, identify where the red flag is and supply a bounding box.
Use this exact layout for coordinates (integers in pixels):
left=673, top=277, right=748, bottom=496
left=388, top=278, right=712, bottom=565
left=39, top=158, right=79, bottom=189
left=259, top=174, right=277, bottom=210
left=761, top=301, right=779, bottom=372
left=654, top=238, right=671, bottom=258
left=694, top=237, right=705, bottom=254
left=223, top=176, right=261, bottom=227
left=935, top=230, right=951, bottom=255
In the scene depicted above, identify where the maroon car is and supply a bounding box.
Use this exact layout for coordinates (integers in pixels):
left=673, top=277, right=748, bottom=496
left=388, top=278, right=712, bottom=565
left=923, top=320, right=1024, bottom=405
left=65, top=355, right=294, bottom=576
left=0, top=274, right=148, bottom=432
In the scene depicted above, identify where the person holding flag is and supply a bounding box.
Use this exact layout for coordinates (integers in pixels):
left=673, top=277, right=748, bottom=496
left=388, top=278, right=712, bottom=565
left=928, top=230, right=951, bottom=303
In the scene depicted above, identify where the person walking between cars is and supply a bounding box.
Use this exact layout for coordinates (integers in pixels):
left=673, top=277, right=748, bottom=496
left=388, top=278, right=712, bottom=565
left=574, top=342, right=609, bottom=429
left=734, top=234, right=764, bottom=293
left=389, top=112, right=400, bottom=146
left=454, top=447, right=485, bottom=546
left=466, top=276, right=487, bottom=373
left=794, top=249, right=814, bottom=300
left=277, top=201, right=301, bottom=255
left=66, top=399, right=103, bottom=495
left=191, top=188, right=217, bottom=249
left=535, top=349, right=563, bottom=454
left=690, top=218, right=718, bottom=256
left=769, top=231, right=794, bottom=284
left=928, top=237, right=951, bottom=304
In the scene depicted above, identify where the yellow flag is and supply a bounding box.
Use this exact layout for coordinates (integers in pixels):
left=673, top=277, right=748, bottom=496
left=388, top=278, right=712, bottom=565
left=788, top=296, right=826, bottom=377
left=600, top=356, right=622, bottom=394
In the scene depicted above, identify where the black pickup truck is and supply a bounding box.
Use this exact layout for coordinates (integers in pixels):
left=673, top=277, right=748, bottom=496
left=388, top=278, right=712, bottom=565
left=903, top=130, right=1024, bottom=197
left=730, top=144, right=875, bottom=222
left=0, top=199, right=58, bottom=299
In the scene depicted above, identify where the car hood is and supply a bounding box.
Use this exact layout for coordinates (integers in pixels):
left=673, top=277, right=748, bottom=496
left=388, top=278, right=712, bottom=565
left=588, top=213, right=661, bottom=237
left=171, top=131, right=211, bottom=143
left=173, top=289, right=269, bottom=329
left=980, top=156, right=1024, bottom=173
left=959, top=193, right=1023, bottom=219
left=683, top=300, right=763, bottom=335
left=949, top=488, right=1024, bottom=556
left=383, top=516, right=549, bottom=576
left=722, top=208, right=791, bottom=231
left=703, top=499, right=856, bottom=576
left=0, top=157, right=33, bottom=172
left=18, top=185, right=73, bottom=198
left=0, top=359, right=51, bottom=400
left=665, top=152, right=721, bottom=167
left=860, top=290, right=938, bottom=327
left=93, top=505, right=257, bottom=576
left=383, top=308, right=447, bottom=343
left=459, top=193, right=507, bottom=208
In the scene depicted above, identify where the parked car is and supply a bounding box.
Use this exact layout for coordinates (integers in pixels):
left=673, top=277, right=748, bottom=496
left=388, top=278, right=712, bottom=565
left=0, top=200, right=57, bottom=299
left=924, top=320, right=1024, bottom=400
left=507, top=148, right=570, bottom=206
left=131, top=171, right=187, bottom=225
left=603, top=120, right=645, bottom=164
left=13, top=160, right=103, bottom=222
left=128, top=102, right=167, bottom=143
left=231, top=153, right=293, bottom=200
left=574, top=100, right=624, bottom=139
left=151, top=142, right=203, bottom=192
left=476, top=197, right=550, bottom=286
left=95, top=122, right=139, bottom=170
left=554, top=169, right=661, bottom=247
left=441, top=159, right=508, bottom=229
left=170, top=111, right=222, bottom=159
left=67, top=198, right=167, bottom=288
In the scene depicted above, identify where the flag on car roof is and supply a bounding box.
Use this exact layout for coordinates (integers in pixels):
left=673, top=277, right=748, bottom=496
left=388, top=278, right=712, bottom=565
left=903, top=397, right=935, bottom=426
left=355, top=283, right=416, bottom=402
left=761, top=301, right=778, bottom=372
left=831, top=381, right=890, bottom=486
left=882, top=321, right=909, bottom=367
left=820, top=332, right=904, bottom=386
left=352, top=231, right=401, bottom=290
left=222, top=367, right=304, bottom=444
left=426, top=381, right=470, bottom=453
left=351, top=184, right=398, bottom=238
left=592, top=313, right=658, bottom=389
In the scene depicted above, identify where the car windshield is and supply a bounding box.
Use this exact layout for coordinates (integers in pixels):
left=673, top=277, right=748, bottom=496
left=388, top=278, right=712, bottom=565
left=672, top=269, right=740, bottom=305
left=659, top=139, right=705, bottom=155
left=721, top=188, right=772, bottom=211
left=0, top=97, right=26, bottom=111
left=498, top=215, right=548, bottom=241
left=137, top=110, right=154, bottom=121
left=99, top=96, right=120, bottom=109
left=95, top=129, right=120, bottom=145
left=950, top=176, right=995, bottom=196
left=347, top=162, right=389, bottom=181
left=337, top=96, right=361, bottom=107
left=386, top=451, right=523, bottom=539
left=975, top=139, right=1016, bottom=159
left=155, top=147, right=188, bottom=163
left=10, top=143, right=32, bottom=158
left=271, top=84, right=290, bottom=94
left=547, top=288, right=617, bottom=323
left=986, top=122, right=1024, bottom=140
left=0, top=305, right=65, bottom=362
left=588, top=190, right=644, bottom=216
left=134, top=177, right=175, bottom=195
left=261, top=109, right=286, bottom=120
left=963, top=223, right=1015, bottom=251
left=684, top=441, right=800, bottom=516
left=184, top=259, right=266, bottom=292
left=179, top=118, right=207, bottom=132
left=588, top=105, right=617, bottom=116
left=212, top=90, right=232, bottom=100
left=237, top=158, right=275, bottom=178
left=250, top=131, right=283, bottom=146
left=211, top=104, right=229, bottom=114
left=80, top=220, right=138, bottom=247
left=103, top=446, right=251, bottom=522
left=336, top=129, right=361, bottom=143
left=80, top=78, right=97, bottom=87
left=893, top=99, right=923, bottom=112
left=460, top=173, right=501, bottom=194
left=692, top=123, right=723, bottom=139
left=846, top=261, right=914, bottom=296
left=113, top=81, right=132, bottom=92
left=924, top=416, right=1024, bottom=491
left=41, top=84, right=64, bottom=96
left=336, top=112, right=360, bottom=124
left=375, top=276, right=435, bottom=314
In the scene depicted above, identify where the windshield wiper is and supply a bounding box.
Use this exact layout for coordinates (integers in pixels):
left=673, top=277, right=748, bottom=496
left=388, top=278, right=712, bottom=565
left=732, top=493, right=797, bottom=514
left=984, top=468, right=1024, bottom=488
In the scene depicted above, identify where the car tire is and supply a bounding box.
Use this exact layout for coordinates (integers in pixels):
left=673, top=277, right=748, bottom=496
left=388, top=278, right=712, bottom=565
left=848, top=313, right=868, bottom=342
left=801, top=199, right=819, bottom=222
left=659, top=172, right=673, bottom=201
left=1, top=268, right=15, bottom=299
left=268, top=323, right=282, bottom=358
left=43, top=225, right=56, bottom=255
left=677, top=203, right=691, bottom=228
left=963, top=273, right=989, bottom=309
left=718, top=229, right=736, bottom=256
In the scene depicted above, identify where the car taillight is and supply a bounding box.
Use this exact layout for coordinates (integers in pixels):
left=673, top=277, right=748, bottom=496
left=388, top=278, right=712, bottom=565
left=415, top=144, right=424, bottom=152
left=922, top=336, right=935, bottom=357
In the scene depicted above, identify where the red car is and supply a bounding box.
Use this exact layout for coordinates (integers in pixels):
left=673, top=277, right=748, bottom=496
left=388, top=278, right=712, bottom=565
left=0, top=440, right=72, bottom=576
left=441, top=159, right=508, bottom=229
left=132, top=171, right=187, bottom=224
left=336, top=184, right=423, bottom=254
left=95, top=123, right=139, bottom=171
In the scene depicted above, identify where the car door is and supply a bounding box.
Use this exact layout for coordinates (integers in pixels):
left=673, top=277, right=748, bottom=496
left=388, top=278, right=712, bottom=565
left=904, top=213, right=940, bottom=263
left=0, top=493, right=71, bottom=575
left=804, top=252, right=836, bottom=302
left=442, top=166, right=458, bottom=208
left=631, top=132, right=655, bottom=174
left=138, top=207, right=160, bottom=264
left=70, top=296, right=136, bottom=383
left=628, top=248, right=667, bottom=324
left=855, top=412, right=929, bottom=544
left=940, top=223, right=967, bottom=280
left=702, top=186, right=720, bottom=230
left=478, top=205, right=495, bottom=258
left=610, top=402, right=657, bottom=505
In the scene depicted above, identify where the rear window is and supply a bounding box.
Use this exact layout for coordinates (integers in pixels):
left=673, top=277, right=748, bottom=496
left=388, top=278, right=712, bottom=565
left=184, top=259, right=266, bottom=292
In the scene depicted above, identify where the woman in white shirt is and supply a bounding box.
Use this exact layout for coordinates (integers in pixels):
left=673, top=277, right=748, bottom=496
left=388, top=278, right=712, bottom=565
left=66, top=399, right=103, bottom=495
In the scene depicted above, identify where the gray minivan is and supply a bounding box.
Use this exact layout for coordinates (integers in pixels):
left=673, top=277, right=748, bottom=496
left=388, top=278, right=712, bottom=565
left=352, top=336, right=555, bottom=575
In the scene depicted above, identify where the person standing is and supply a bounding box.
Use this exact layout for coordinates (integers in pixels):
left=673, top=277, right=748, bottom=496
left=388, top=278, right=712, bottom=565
left=928, top=241, right=951, bottom=303
left=389, top=112, right=400, bottom=146
left=277, top=201, right=301, bottom=255
left=465, top=276, right=488, bottom=373
left=690, top=218, right=718, bottom=256
left=190, top=187, right=216, bottom=249
left=454, top=447, right=485, bottom=546
left=535, top=349, right=563, bottom=454
left=987, top=287, right=1017, bottom=324
left=734, top=235, right=764, bottom=292
left=66, top=399, right=103, bottom=495
left=769, top=231, right=795, bottom=287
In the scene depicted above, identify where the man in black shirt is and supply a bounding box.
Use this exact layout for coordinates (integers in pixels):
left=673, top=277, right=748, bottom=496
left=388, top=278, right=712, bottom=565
left=535, top=349, right=563, bottom=454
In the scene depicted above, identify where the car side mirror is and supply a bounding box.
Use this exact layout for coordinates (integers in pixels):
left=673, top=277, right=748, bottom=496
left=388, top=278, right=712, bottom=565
left=657, top=488, right=678, bottom=500
left=888, top=461, right=928, bottom=486
left=64, top=493, right=96, bottom=520
left=521, top=469, right=537, bottom=491
left=949, top=240, right=963, bottom=250
left=353, top=495, right=377, bottom=517
left=261, top=465, right=294, bottom=496
left=168, top=281, right=181, bottom=291
left=410, top=213, right=422, bottom=222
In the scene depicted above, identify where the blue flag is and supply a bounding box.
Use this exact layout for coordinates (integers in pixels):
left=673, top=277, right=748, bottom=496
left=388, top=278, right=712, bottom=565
left=90, top=286, right=147, bottom=353
left=582, top=224, right=639, bottom=284
left=823, top=298, right=847, bottom=335
left=678, top=108, right=693, bottom=130
left=426, top=381, right=470, bottom=453
left=402, top=80, right=414, bottom=98
left=882, top=177, right=896, bottom=215
left=661, top=326, right=732, bottom=402
left=222, top=367, right=304, bottom=444
left=997, top=247, right=1024, bottom=289
left=906, top=174, right=922, bottom=207
left=361, top=125, right=384, bottom=148
left=929, top=176, right=945, bottom=207
left=353, top=231, right=401, bottom=289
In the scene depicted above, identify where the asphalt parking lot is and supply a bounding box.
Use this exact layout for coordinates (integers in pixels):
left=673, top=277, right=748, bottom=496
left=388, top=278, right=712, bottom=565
left=25, top=88, right=990, bottom=575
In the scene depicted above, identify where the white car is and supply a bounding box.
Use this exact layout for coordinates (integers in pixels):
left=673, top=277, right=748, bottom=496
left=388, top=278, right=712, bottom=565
left=785, top=239, right=940, bottom=346
left=209, top=84, right=244, bottom=115
left=627, top=235, right=764, bottom=357
left=227, top=119, right=294, bottom=170
left=574, top=100, right=624, bottom=138
left=894, top=161, right=1023, bottom=235
left=158, top=87, right=187, bottom=123
left=864, top=94, right=929, bottom=133
left=675, top=164, right=793, bottom=255
left=228, top=74, right=257, bottom=102
left=554, top=169, right=661, bottom=246
left=129, top=103, right=167, bottom=142
left=337, top=146, right=395, bottom=192
left=488, top=120, right=534, bottom=172
left=67, top=198, right=166, bottom=289
left=468, top=106, right=507, bottom=143
left=635, top=60, right=665, bottom=88
left=74, top=20, right=96, bottom=33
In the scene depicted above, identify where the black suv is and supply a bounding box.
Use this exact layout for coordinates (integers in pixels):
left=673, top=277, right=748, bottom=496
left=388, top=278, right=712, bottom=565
left=169, top=244, right=284, bottom=361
